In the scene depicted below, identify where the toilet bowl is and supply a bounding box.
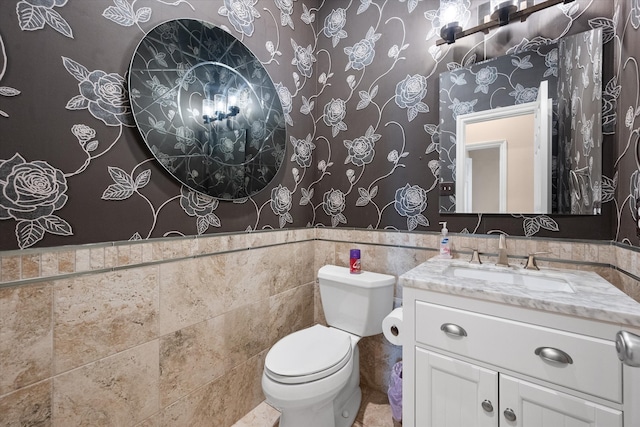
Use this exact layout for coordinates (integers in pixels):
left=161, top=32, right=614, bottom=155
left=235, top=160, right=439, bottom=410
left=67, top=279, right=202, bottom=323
left=262, top=325, right=362, bottom=427
left=262, top=265, right=395, bottom=427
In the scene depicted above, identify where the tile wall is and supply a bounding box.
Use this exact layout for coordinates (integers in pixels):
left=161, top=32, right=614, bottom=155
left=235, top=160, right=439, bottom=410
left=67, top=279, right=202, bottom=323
left=1, top=228, right=639, bottom=426
left=0, top=229, right=315, bottom=426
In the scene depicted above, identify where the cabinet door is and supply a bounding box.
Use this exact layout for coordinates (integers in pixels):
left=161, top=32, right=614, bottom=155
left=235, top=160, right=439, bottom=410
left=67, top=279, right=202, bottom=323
left=499, top=375, right=622, bottom=427
left=415, top=348, right=498, bottom=427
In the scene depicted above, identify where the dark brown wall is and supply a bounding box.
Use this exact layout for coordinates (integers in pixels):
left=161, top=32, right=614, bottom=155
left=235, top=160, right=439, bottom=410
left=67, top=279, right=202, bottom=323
left=0, top=0, right=316, bottom=250
left=1, top=0, right=638, bottom=251
left=312, top=0, right=617, bottom=240
left=615, top=0, right=640, bottom=245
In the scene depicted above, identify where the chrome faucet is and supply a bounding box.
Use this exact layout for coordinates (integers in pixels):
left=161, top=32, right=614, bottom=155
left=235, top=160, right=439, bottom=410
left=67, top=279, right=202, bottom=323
left=524, top=253, right=540, bottom=270
left=496, top=234, right=509, bottom=267
left=463, top=247, right=482, bottom=264
left=524, top=251, right=550, bottom=270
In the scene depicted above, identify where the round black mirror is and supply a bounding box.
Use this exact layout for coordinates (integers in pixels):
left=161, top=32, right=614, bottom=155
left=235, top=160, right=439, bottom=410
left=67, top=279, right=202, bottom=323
left=129, top=19, right=286, bottom=200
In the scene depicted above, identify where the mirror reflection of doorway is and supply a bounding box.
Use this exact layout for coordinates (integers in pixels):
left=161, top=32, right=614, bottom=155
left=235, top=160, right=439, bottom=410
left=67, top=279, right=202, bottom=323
left=455, top=81, right=551, bottom=213
left=465, top=142, right=506, bottom=212
left=461, top=140, right=507, bottom=212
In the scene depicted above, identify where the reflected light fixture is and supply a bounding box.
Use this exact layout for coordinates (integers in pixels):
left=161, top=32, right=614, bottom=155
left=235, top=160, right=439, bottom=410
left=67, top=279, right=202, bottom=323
left=491, top=0, right=518, bottom=26
left=226, top=88, right=240, bottom=118
left=436, top=0, right=576, bottom=46
left=203, top=88, right=241, bottom=124
left=202, top=98, right=215, bottom=122
left=214, top=94, right=226, bottom=118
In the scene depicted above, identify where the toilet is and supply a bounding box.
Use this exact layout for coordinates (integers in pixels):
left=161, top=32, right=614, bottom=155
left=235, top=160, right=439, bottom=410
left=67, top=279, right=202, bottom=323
left=262, top=265, right=395, bottom=427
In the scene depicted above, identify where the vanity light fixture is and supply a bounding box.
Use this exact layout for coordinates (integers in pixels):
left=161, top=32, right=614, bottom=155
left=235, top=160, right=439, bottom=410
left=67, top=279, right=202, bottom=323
left=441, top=21, right=463, bottom=45
left=436, top=0, right=576, bottom=46
left=439, top=1, right=464, bottom=44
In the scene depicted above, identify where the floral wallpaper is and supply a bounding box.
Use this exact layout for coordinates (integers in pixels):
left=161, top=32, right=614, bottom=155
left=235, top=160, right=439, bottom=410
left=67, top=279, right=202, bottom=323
left=556, top=28, right=603, bottom=215
left=617, top=0, right=640, bottom=245
left=0, top=0, right=316, bottom=249
left=0, top=0, right=639, bottom=251
left=311, top=0, right=617, bottom=239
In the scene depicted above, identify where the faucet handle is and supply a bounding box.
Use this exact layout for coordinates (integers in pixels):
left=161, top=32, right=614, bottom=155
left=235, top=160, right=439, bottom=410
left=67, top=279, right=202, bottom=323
left=462, top=247, right=482, bottom=264
left=495, top=234, right=509, bottom=267
left=524, top=251, right=550, bottom=270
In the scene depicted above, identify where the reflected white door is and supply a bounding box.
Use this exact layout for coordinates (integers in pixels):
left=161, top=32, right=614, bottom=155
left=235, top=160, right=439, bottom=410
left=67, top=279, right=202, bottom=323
left=465, top=159, right=473, bottom=211
left=533, top=80, right=552, bottom=213
left=456, top=141, right=507, bottom=213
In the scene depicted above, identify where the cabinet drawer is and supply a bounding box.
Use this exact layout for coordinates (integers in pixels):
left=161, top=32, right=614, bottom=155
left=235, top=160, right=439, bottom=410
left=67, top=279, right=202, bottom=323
left=415, top=301, right=622, bottom=402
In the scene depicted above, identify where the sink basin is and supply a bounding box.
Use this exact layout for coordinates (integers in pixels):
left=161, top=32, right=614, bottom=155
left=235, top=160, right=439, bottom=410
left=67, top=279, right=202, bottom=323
left=445, top=265, right=574, bottom=293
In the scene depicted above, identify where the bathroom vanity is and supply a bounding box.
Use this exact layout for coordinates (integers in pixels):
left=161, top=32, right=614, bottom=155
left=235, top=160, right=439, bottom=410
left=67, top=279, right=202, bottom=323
left=399, top=259, right=640, bottom=427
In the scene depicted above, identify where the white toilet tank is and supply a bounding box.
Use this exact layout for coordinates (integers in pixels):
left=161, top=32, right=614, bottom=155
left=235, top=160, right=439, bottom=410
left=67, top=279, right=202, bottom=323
left=317, top=265, right=395, bottom=337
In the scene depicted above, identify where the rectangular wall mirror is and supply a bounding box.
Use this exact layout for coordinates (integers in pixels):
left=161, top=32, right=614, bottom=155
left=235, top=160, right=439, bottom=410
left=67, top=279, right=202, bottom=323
left=438, top=28, right=602, bottom=215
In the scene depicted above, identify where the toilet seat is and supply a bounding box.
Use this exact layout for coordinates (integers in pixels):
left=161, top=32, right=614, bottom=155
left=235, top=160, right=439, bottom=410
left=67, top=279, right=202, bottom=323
left=265, top=325, right=353, bottom=385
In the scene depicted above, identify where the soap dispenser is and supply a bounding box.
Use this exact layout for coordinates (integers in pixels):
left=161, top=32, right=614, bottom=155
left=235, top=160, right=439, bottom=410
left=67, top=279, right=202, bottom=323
left=439, top=222, right=452, bottom=259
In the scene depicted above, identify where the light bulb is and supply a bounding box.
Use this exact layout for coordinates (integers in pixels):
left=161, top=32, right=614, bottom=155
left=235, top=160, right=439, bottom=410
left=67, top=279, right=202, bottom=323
left=202, top=99, right=214, bottom=118
left=227, top=88, right=239, bottom=108
left=441, top=2, right=459, bottom=25
left=214, top=94, right=226, bottom=113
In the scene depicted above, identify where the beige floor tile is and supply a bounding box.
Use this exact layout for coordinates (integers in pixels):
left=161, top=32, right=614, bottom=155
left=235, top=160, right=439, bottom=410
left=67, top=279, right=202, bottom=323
left=232, top=401, right=280, bottom=427
left=354, top=387, right=397, bottom=427
left=233, top=386, right=399, bottom=427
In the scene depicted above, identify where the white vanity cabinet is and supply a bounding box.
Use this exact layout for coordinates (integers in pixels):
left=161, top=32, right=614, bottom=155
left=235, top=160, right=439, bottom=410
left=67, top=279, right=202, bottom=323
left=500, top=375, right=622, bottom=426
left=415, top=349, right=498, bottom=426
left=402, top=286, right=640, bottom=427
left=414, top=349, right=622, bottom=427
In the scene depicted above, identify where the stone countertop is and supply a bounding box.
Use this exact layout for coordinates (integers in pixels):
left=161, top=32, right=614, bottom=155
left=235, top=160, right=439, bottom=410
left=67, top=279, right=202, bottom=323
left=399, top=258, right=640, bottom=327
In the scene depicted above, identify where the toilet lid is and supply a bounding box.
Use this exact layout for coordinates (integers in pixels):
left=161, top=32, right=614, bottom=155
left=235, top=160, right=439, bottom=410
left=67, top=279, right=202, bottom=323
left=265, top=325, right=352, bottom=384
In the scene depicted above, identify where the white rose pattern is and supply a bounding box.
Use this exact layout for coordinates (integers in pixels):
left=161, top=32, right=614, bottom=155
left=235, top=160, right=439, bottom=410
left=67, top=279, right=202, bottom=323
left=2, top=0, right=637, bottom=250
left=323, top=8, right=347, bottom=47
left=64, top=57, right=135, bottom=127
left=0, top=153, right=72, bottom=248
left=344, top=26, right=380, bottom=71
left=274, top=0, right=295, bottom=29
left=218, top=0, right=260, bottom=37
left=322, top=98, right=347, bottom=137
left=394, top=74, right=429, bottom=121
left=290, top=134, right=315, bottom=168
left=291, top=39, right=316, bottom=78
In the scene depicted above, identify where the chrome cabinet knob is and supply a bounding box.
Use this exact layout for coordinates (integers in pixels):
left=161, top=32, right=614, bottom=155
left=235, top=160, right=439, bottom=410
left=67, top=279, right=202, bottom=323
left=481, top=400, right=494, bottom=413
left=503, top=408, right=517, bottom=422
left=616, top=330, right=640, bottom=367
